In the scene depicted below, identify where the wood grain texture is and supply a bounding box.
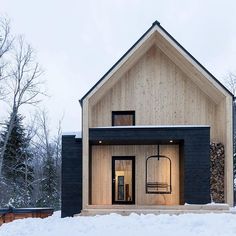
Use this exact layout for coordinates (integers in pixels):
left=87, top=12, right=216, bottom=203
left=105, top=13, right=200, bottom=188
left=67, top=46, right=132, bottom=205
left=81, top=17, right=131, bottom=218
left=91, top=145, right=179, bottom=205
left=82, top=100, right=89, bottom=209
left=91, top=46, right=217, bottom=140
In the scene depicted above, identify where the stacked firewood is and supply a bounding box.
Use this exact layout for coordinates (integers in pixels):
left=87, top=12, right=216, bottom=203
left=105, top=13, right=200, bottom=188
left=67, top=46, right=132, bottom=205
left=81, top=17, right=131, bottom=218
left=210, top=142, right=225, bottom=203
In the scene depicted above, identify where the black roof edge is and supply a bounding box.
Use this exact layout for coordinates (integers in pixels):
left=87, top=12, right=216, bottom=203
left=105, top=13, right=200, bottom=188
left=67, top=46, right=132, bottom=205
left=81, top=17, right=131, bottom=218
left=79, top=21, right=159, bottom=106
left=79, top=20, right=233, bottom=106
left=157, top=24, right=234, bottom=98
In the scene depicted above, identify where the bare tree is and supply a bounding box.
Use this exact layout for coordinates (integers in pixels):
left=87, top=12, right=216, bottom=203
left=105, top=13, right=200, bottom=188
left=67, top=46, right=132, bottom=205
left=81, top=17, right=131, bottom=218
left=0, top=36, right=44, bottom=177
left=35, top=110, right=51, bottom=159
left=225, top=72, right=236, bottom=96
left=31, top=109, right=61, bottom=208
left=53, top=117, right=62, bottom=204
left=54, top=117, right=62, bottom=167
left=0, top=17, right=13, bottom=100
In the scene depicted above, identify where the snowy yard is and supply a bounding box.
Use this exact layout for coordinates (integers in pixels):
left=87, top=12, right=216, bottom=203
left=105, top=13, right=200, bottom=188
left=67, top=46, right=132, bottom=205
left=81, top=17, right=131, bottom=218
left=1, top=211, right=236, bottom=236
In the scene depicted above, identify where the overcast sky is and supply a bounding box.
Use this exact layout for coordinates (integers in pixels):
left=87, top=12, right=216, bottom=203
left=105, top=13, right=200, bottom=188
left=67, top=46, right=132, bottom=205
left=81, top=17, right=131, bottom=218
left=1, top=0, right=236, bottom=134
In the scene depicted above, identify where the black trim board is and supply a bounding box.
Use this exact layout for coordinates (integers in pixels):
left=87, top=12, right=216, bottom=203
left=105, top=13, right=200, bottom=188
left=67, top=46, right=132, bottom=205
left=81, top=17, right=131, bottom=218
left=89, top=126, right=209, bottom=145
left=79, top=22, right=159, bottom=105
left=79, top=21, right=233, bottom=105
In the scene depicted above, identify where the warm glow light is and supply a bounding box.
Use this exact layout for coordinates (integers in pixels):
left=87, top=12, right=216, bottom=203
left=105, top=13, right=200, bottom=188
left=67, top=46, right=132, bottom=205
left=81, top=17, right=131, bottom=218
left=99, top=140, right=102, bottom=144
left=169, top=140, right=173, bottom=143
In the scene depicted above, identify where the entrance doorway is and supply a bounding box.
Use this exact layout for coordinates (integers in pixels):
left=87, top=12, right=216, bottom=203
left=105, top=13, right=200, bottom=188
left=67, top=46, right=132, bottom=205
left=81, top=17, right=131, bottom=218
left=112, top=156, right=135, bottom=204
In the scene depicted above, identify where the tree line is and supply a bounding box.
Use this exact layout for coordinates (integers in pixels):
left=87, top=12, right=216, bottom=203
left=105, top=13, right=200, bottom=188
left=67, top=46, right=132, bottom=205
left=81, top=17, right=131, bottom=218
left=0, top=16, right=61, bottom=209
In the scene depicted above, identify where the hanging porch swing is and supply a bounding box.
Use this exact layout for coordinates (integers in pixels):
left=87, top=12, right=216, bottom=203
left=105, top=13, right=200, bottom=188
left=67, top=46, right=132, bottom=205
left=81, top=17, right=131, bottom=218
left=145, top=145, right=172, bottom=194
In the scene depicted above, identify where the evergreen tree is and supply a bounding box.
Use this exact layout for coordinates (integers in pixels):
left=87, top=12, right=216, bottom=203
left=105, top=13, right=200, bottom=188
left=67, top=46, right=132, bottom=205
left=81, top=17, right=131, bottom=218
left=37, top=143, right=60, bottom=209
left=0, top=113, right=34, bottom=207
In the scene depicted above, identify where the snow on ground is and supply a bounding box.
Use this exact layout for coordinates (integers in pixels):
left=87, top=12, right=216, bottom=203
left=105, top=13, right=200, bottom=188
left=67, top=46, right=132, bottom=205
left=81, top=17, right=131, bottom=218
left=1, top=212, right=236, bottom=236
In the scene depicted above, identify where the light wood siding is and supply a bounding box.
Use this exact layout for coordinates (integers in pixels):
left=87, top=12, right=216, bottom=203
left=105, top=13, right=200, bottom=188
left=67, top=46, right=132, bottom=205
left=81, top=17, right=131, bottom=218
left=84, top=39, right=233, bottom=206
left=91, top=145, right=179, bottom=205
left=90, top=46, right=218, bottom=142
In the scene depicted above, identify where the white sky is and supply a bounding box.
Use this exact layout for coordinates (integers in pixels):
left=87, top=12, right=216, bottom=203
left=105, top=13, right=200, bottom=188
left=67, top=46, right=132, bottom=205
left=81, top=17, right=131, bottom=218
left=1, top=0, right=236, bottom=134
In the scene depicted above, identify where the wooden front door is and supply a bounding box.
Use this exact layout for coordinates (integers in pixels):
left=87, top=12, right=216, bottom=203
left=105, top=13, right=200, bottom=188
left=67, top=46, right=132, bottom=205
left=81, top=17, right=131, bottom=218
left=112, top=156, right=135, bottom=204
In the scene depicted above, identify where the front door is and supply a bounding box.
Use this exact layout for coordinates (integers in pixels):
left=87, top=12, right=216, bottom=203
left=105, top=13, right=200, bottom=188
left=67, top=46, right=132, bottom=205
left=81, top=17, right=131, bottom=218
left=112, top=156, right=135, bottom=204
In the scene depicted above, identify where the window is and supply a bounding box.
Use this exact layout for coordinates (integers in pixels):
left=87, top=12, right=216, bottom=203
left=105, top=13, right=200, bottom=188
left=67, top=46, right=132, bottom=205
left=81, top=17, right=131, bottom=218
left=112, top=111, right=135, bottom=126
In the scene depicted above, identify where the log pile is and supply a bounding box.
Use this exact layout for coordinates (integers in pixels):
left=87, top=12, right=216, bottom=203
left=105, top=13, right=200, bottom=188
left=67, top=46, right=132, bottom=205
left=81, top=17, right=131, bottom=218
left=210, top=142, right=224, bottom=203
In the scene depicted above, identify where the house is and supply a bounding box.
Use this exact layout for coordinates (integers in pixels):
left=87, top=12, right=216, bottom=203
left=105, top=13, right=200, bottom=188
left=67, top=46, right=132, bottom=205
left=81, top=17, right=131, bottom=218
left=61, top=21, right=234, bottom=217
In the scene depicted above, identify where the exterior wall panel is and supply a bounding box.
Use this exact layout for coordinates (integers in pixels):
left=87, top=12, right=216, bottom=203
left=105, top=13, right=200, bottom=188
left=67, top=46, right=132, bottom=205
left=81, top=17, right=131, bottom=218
left=61, top=135, right=82, bottom=217
left=91, top=144, right=180, bottom=205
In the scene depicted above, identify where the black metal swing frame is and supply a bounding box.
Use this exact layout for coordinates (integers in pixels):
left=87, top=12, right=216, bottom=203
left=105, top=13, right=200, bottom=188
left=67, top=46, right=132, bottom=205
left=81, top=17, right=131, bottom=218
left=145, top=145, right=172, bottom=194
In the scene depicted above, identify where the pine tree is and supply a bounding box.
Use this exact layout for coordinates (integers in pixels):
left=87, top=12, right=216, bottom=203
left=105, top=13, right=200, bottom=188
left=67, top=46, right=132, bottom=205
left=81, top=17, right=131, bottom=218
left=37, top=143, right=60, bottom=209
left=0, top=113, right=34, bottom=207
left=34, top=110, right=61, bottom=210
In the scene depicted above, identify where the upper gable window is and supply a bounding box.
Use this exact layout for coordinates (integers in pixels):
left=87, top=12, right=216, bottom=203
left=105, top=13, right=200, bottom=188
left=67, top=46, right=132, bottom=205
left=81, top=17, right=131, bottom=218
left=112, top=111, right=135, bottom=126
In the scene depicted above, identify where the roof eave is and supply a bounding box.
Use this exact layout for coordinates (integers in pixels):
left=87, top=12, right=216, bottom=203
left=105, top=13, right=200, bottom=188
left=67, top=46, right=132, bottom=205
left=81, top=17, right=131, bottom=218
left=79, top=20, right=234, bottom=104
left=79, top=99, right=82, bottom=106
left=157, top=24, right=234, bottom=98
left=79, top=21, right=160, bottom=104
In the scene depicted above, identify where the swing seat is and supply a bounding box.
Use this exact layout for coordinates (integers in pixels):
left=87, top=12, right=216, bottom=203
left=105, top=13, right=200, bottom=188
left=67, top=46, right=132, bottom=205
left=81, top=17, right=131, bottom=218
left=145, top=153, right=172, bottom=194
left=146, top=182, right=170, bottom=193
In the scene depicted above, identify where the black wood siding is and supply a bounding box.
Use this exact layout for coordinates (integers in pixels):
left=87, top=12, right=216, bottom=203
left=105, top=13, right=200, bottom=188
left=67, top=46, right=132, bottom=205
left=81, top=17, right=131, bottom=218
left=61, top=135, right=82, bottom=217
left=90, top=126, right=211, bottom=204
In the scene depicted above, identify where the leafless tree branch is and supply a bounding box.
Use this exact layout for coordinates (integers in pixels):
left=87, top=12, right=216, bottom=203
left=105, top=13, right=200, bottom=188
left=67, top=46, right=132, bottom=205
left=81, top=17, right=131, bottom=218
left=224, top=72, right=236, bottom=96
left=0, top=16, right=14, bottom=99
left=0, top=36, right=45, bottom=177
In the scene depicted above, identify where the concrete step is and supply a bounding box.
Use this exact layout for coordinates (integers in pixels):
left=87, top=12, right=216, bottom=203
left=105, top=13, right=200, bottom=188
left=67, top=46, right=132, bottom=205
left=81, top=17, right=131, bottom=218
left=79, top=204, right=231, bottom=216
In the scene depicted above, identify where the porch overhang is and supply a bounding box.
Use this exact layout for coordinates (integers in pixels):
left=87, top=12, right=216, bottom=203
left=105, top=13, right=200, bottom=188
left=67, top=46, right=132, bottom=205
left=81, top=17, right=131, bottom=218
left=89, top=125, right=210, bottom=145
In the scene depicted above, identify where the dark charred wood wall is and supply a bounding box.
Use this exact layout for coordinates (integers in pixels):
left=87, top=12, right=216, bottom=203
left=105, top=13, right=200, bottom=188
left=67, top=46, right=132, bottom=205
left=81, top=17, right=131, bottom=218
left=61, top=135, right=82, bottom=217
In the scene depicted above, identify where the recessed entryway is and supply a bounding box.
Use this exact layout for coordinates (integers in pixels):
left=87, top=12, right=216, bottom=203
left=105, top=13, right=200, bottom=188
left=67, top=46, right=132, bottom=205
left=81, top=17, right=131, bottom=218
left=112, top=156, right=135, bottom=204
left=91, top=144, right=181, bottom=205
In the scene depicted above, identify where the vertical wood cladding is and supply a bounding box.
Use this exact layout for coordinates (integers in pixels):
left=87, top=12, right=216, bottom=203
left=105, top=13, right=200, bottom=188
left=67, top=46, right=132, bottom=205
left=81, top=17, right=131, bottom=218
left=91, top=46, right=218, bottom=141
left=91, top=145, right=179, bottom=205
left=61, top=135, right=82, bottom=217
left=84, top=30, right=233, bottom=207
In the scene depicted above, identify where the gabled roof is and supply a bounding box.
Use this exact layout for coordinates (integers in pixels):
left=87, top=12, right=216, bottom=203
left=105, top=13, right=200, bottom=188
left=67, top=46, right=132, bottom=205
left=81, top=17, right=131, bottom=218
left=80, top=21, right=233, bottom=105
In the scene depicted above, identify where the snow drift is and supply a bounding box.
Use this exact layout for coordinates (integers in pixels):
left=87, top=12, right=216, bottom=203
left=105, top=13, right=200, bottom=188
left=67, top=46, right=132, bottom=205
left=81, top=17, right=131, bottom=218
left=1, top=211, right=236, bottom=236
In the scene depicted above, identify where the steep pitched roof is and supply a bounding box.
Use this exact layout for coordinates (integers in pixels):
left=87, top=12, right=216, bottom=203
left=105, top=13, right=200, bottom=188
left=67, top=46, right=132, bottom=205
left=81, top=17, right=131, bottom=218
left=80, top=21, right=233, bottom=105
